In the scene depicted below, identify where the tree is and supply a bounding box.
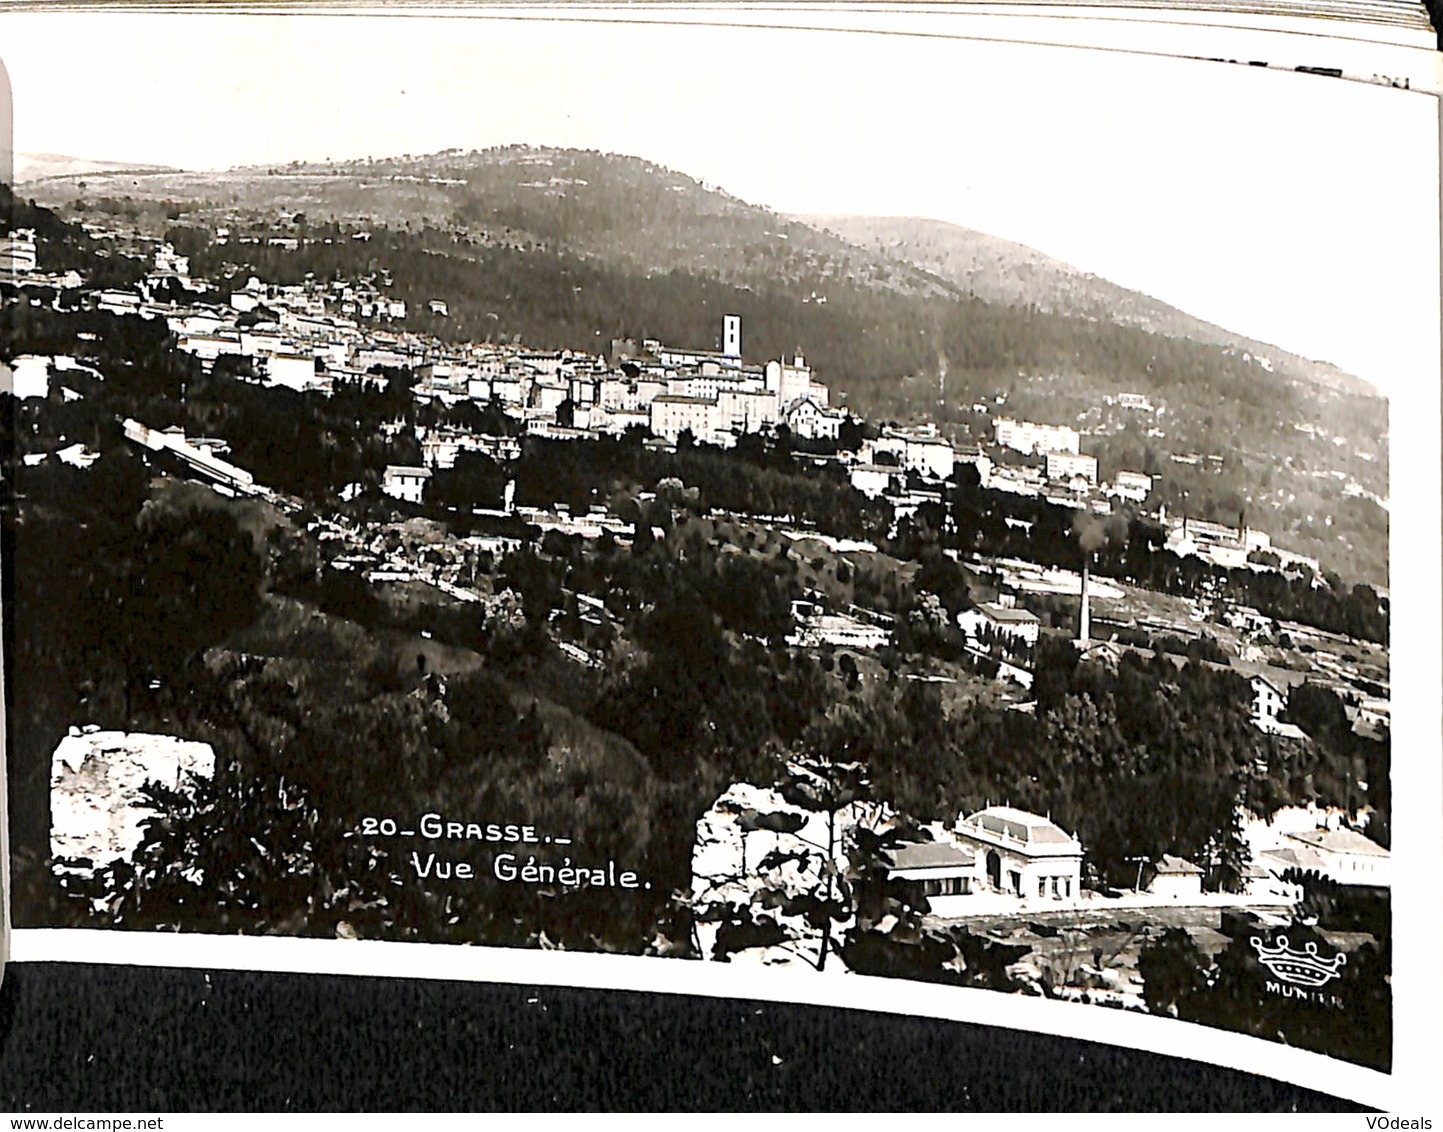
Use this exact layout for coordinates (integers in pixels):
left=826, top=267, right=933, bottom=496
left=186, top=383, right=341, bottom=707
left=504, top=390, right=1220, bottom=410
left=766, top=715, right=886, bottom=972
left=914, top=546, right=972, bottom=618
left=1159, top=916, right=1392, bottom=1072
left=1138, top=927, right=1210, bottom=1017
left=120, top=501, right=267, bottom=689
left=1210, top=806, right=1254, bottom=894
left=838, top=414, right=866, bottom=453
left=428, top=450, right=508, bottom=510
left=693, top=740, right=886, bottom=972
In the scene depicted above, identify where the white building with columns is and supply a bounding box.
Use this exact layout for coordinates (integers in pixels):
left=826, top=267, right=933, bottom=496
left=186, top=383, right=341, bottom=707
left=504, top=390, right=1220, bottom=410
left=953, top=805, right=1084, bottom=902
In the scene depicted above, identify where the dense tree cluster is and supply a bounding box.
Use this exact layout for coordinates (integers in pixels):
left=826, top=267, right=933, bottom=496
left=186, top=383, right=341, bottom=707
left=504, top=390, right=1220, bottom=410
left=795, top=644, right=1283, bottom=889
left=1137, top=910, right=1390, bottom=1072
left=6, top=445, right=267, bottom=848
left=496, top=433, right=893, bottom=542
left=2, top=183, right=149, bottom=290
left=1283, top=681, right=1390, bottom=847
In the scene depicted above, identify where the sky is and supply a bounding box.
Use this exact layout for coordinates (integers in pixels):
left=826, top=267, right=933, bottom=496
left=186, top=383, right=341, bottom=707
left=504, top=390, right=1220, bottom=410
left=0, top=8, right=1438, bottom=397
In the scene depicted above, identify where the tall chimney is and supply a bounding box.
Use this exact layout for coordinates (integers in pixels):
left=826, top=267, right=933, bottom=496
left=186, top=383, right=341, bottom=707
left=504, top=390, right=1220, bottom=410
left=1079, top=558, right=1091, bottom=643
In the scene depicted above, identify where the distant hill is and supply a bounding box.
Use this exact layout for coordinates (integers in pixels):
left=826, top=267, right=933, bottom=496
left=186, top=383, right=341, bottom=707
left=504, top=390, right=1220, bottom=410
left=24, top=147, right=955, bottom=302
left=13, top=152, right=179, bottom=183
left=805, top=215, right=1378, bottom=400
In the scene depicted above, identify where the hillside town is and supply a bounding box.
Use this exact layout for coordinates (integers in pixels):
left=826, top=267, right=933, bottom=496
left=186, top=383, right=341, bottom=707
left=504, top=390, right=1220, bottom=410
left=5, top=220, right=1387, bottom=661
left=3, top=196, right=1390, bottom=1038
left=5, top=224, right=1352, bottom=576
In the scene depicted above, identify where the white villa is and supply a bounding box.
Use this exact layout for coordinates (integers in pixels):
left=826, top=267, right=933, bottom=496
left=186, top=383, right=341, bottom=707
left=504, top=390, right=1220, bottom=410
left=849, top=463, right=902, bottom=499
left=957, top=600, right=1042, bottom=648
left=882, top=806, right=1088, bottom=914
left=381, top=464, right=432, bottom=504
left=1250, top=673, right=1308, bottom=740
left=1045, top=450, right=1098, bottom=485
left=1109, top=470, right=1154, bottom=503
left=1273, top=827, right=1390, bottom=887
left=953, top=805, right=1085, bottom=902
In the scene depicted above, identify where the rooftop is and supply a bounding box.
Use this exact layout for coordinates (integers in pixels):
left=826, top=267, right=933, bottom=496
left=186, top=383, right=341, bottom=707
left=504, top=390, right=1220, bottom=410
left=1263, top=720, right=1310, bottom=742
left=1286, top=827, right=1389, bottom=857
left=652, top=394, right=718, bottom=406
left=1259, top=845, right=1330, bottom=875
left=1228, top=659, right=1312, bottom=691
left=960, top=805, right=1081, bottom=851
left=887, top=840, right=976, bottom=873
left=978, top=602, right=1041, bottom=624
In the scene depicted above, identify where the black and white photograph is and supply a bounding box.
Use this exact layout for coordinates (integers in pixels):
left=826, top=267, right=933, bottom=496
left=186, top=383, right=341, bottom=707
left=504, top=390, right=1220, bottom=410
left=1, top=2, right=1439, bottom=1112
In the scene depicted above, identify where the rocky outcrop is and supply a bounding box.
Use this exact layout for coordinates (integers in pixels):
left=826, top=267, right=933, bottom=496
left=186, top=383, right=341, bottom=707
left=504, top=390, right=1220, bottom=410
left=50, top=726, right=215, bottom=877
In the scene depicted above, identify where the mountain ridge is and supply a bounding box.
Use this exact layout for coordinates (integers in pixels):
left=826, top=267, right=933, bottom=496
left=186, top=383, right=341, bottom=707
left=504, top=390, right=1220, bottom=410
left=801, top=213, right=1379, bottom=401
